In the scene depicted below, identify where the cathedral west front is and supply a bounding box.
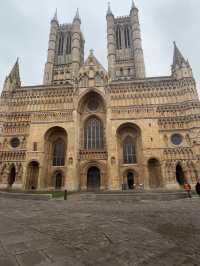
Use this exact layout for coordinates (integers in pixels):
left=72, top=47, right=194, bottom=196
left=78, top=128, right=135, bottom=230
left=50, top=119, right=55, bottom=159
left=0, top=2, right=200, bottom=192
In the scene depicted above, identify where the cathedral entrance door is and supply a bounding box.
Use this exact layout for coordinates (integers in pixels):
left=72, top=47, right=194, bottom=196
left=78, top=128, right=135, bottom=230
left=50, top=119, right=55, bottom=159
left=176, top=164, right=185, bottom=185
left=8, top=165, right=16, bottom=187
left=87, top=167, right=100, bottom=191
left=127, top=172, right=134, bottom=190
left=54, top=172, right=63, bottom=190
left=27, top=161, right=39, bottom=190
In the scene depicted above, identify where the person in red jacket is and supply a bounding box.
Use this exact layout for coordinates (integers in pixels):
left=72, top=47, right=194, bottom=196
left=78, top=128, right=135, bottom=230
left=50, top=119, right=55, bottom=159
left=184, top=182, right=192, bottom=198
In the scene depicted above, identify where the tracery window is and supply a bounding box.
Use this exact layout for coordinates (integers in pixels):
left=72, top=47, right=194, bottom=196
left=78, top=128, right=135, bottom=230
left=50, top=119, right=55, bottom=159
left=66, top=33, right=71, bottom=54
left=58, top=32, right=64, bottom=55
left=123, top=136, right=137, bottom=164
left=116, top=26, right=122, bottom=50
left=124, top=26, right=131, bottom=48
left=84, top=117, right=104, bottom=150
left=52, top=139, right=65, bottom=166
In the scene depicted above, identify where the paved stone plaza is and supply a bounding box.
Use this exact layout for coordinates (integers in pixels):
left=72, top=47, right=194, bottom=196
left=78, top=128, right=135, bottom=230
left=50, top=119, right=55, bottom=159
left=0, top=195, right=200, bottom=266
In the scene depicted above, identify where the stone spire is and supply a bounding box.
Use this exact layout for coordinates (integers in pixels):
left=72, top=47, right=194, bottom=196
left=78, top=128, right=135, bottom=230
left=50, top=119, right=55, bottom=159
left=131, top=0, right=136, bottom=10
left=51, top=9, right=58, bottom=23
left=107, top=2, right=113, bottom=17
left=3, top=58, right=21, bottom=91
left=173, top=41, right=187, bottom=67
left=73, top=8, right=81, bottom=23
left=172, top=42, right=192, bottom=79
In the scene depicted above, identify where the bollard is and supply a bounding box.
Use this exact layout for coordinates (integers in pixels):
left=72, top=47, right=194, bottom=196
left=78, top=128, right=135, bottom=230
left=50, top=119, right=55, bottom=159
left=64, top=189, right=67, bottom=201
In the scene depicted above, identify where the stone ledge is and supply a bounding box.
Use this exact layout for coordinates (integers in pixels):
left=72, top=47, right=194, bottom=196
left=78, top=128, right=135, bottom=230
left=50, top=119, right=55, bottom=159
left=0, top=191, right=52, bottom=201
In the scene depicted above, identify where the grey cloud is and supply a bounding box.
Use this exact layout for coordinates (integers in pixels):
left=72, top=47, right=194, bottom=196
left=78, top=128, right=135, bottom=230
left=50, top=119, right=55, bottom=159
left=0, top=0, right=199, bottom=92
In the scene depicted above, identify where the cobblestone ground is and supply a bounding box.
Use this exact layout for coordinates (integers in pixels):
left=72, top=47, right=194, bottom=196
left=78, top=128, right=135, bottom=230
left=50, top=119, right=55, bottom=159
left=0, top=195, right=200, bottom=266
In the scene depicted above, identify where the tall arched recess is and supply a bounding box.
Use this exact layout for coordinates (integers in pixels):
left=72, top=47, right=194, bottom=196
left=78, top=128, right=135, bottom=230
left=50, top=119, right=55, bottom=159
left=148, top=158, right=163, bottom=189
left=176, top=163, right=185, bottom=186
left=116, top=123, right=144, bottom=189
left=78, top=90, right=107, bottom=190
left=78, top=91, right=106, bottom=151
left=8, top=164, right=16, bottom=187
left=26, top=161, right=39, bottom=190
left=44, top=127, right=68, bottom=189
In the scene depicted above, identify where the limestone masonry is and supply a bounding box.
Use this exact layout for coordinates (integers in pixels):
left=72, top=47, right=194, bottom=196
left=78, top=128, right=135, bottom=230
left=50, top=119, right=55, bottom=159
left=0, top=2, right=199, bottom=191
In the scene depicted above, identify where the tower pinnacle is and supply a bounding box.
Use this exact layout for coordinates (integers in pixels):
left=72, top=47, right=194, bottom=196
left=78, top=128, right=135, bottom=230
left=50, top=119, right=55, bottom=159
left=172, top=41, right=192, bottom=79
left=107, top=2, right=113, bottom=16
left=52, top=8, right=58, bottom=22
left=131, top=0, right=137, bottom=11
left=173, top=41, right=187, bottom=67
left=3, top=58, right=21, bottom=91
left=74, top=8, right=81, bottom=23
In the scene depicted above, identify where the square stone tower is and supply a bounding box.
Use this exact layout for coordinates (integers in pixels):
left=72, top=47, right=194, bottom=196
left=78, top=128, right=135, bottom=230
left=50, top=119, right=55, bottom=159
left=106, top=1, right=145, bottom=80
left=43, top=10, right=85, bottom=85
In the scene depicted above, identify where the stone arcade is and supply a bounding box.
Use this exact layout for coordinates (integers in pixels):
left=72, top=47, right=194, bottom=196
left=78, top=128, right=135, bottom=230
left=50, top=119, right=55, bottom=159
left=0, top=2, right=200, bottom=192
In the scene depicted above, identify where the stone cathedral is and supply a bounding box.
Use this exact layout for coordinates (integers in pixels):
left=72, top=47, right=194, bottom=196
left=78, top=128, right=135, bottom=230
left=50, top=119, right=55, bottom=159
left=0, top=2, right=200, bottom=192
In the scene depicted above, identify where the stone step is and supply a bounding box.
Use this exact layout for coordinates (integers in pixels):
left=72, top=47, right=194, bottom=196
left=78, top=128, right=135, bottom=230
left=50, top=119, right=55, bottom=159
left=0, top=191, right=52, bottom=201
left=77, top=192, right=188, bottom=202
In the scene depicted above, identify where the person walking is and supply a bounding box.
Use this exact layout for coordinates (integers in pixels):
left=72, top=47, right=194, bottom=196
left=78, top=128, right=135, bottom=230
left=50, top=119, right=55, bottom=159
left=184, top=182, right=192, bottom=198
left=195, top=180, right=200, bottom=197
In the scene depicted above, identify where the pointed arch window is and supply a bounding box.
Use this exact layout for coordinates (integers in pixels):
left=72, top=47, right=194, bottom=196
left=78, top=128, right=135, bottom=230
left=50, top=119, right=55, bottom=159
left=116, top=26, right=122, bottom=50
left=58, top=32, right=64, bottom=55
left=84, top=117, right=104, bottom=150
left=66, top=33, right=72, bottom=54
left=124, top=26, right=131, bottom=48
left=123, top=136, right=137, bottom=164
left=52, top=139, right=65, bottom=166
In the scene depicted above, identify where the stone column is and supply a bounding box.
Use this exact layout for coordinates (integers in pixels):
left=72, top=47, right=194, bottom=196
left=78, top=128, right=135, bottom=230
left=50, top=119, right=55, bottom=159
left=130, top=6, right=146, bottom=79
left=43, top=17, right=59, bottom=85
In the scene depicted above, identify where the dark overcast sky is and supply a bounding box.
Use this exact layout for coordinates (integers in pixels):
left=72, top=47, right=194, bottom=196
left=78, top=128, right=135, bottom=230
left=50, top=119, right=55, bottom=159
left=0, top=0, right=199, bottom=92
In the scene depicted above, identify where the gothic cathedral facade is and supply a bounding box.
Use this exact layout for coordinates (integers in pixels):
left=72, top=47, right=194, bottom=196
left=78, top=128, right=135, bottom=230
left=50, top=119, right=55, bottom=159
left=0, top=2, right=200, bottom=191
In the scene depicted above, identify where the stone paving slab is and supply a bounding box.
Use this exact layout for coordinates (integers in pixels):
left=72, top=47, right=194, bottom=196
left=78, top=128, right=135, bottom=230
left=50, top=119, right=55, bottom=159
left=0, top=197, right=200, bottom=265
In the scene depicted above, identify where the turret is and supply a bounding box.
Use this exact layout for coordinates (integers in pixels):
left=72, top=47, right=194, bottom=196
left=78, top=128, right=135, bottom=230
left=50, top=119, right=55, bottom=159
left=106, top=2, right=116, bottom=80
left=43, top=10, right=59, bottom=85
left=3, top=59, right=21, bottom=92
left=130, top=1, right=146, bottom=79
left=171, top=42, right=193, bottom=79
left=72, top=9, right=83, bottom=76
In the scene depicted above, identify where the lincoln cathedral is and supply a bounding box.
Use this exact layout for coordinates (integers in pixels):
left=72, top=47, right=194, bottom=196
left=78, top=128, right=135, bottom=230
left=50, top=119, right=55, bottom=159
left=0, top=2, right=200, bottom=192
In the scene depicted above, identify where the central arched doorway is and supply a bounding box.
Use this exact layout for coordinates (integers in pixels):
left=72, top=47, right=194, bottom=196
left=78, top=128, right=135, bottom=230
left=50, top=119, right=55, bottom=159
left=176, top=164, right=185, bottom=185
left=87, top=167, right=101, bottom=191
left=127, top=172, right=134, bottom=190
left=53, top=171, right=63, bottom=190
left=27, top=161, right=39, bottom=190
left=8, top=165, right=16, bottom=187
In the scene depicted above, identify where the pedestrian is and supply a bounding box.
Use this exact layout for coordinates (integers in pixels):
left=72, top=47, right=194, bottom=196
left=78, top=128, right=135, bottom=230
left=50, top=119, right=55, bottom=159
left=184, top=182, right=192, bottom=198
left=195, top=180, right=200, bottom=197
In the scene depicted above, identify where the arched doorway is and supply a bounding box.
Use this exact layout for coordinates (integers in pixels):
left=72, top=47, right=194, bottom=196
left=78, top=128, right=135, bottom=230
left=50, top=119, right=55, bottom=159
left=87, top=167, right=101, bottom=191
left=148, top=158, right=162, bottom=189
left=176, top=164, right=185, bottom=185
left=127, top=172, right=134, bottom=190
left=8, top=165, right=16, bottom=187
left=53, top=171, right=63, bottom=190
left=27, top=161, right=39, bottom=190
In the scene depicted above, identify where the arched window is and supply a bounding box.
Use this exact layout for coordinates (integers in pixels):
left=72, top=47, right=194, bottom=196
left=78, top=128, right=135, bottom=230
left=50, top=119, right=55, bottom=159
left=116, top=26, right=122, bottom=50
left=52, top=139, right=65, bottom=166
left=58, top=32, right=64, bottom=55
left=123, top=136, right=137, bottom=164
left=84, top=117, right=104, bottom=150
left=66, top=33, right=71, bottom=54
left=124, top=26, right=131, bottom=48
